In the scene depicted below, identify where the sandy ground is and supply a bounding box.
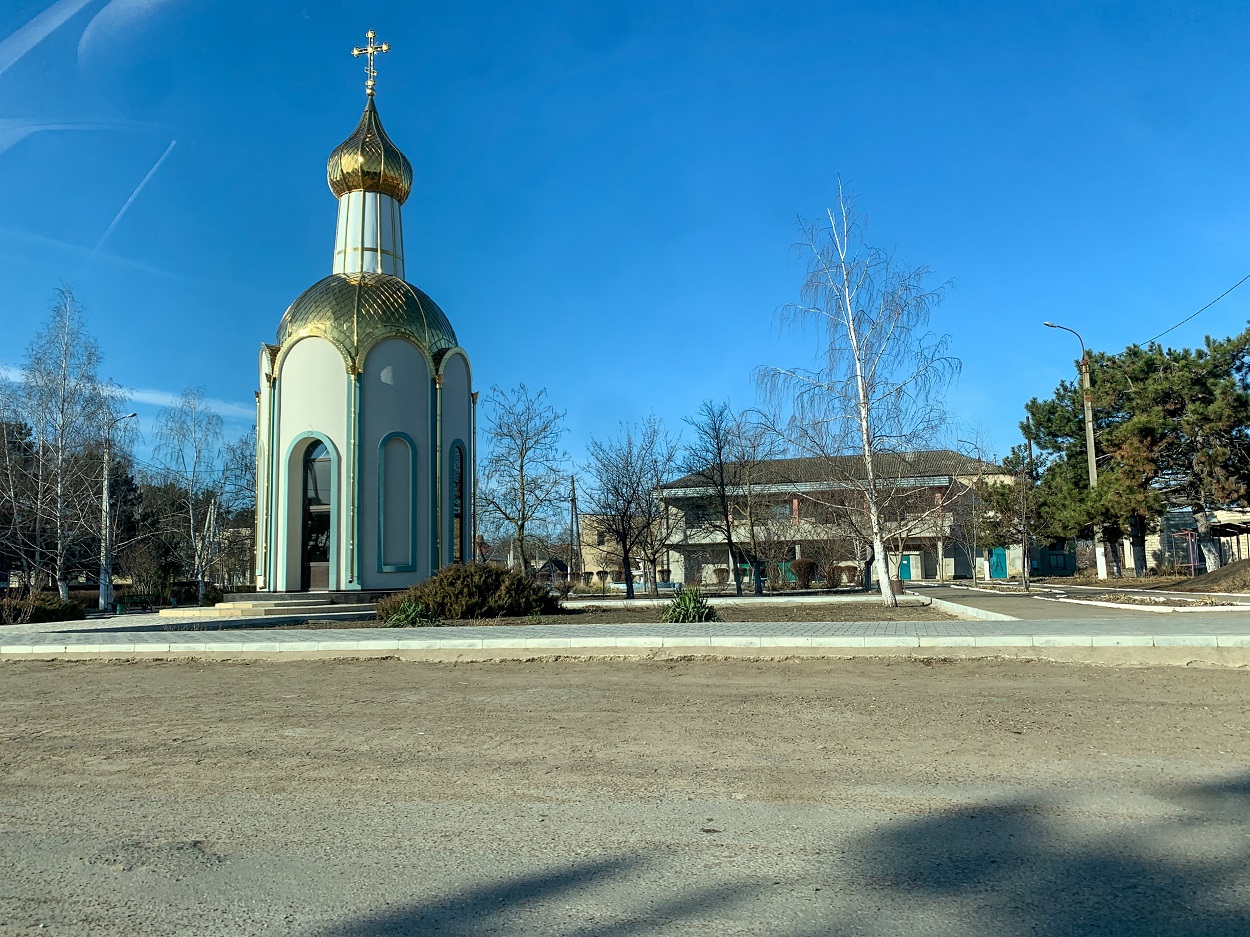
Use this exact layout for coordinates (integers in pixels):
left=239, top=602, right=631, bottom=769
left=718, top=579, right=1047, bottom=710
left=2, top=658, right=1249, bottom=935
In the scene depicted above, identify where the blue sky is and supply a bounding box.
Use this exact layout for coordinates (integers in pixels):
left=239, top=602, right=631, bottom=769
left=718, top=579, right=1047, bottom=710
left=2, top=0, right=1248, bottom=462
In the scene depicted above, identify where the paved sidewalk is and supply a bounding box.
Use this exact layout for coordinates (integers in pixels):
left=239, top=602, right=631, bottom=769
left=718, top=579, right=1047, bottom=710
left=4, top=615, right=1250, bottom=656
left=916, top=585, right=1149, bottom=620
left=5, top=587, right=1250, bottom=659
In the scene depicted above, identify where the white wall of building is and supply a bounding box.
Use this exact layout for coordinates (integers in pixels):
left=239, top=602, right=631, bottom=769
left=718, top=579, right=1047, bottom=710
left=274, top=337, right=349, bottom=591
left=439, top=351, right=473, bottom=567
left=359, top=337, right=432, bottom=588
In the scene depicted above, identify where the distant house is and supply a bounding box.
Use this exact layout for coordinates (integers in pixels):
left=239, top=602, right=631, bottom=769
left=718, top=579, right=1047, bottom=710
left=657, top=449, right=1016, bottom=587
left=1118, top=507, right=1250, bottom=576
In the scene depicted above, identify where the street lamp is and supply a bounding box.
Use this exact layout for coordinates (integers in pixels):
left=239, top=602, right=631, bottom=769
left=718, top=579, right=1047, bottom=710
left=99, top=412, right=137, bottom=611
left=1043, top=321, right=1105, bottom=579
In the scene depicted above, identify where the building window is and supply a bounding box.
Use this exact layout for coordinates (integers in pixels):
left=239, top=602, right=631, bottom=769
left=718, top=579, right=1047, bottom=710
left=451, top=444, right=466, bottom=564
left=596, top=530, right=606, bottom=546
left=379, top=434, right=416, bottom=571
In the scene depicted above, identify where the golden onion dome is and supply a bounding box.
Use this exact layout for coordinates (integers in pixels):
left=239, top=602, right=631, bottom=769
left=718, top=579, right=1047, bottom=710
left=277, top=272, right=458, bottom=366
left=326, top=97, right=413, bottom=204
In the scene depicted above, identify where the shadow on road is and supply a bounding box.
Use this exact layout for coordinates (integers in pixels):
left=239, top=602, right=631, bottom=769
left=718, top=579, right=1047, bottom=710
left=817, top=772, right=1250, bottom=937
left=315, top=774, right=1250, bottom=936
left=312, top=854, right=760, bottom=936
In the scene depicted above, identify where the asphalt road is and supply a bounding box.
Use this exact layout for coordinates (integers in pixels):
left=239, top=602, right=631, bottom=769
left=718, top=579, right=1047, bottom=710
left=2, top=657, right=1248, bottom=936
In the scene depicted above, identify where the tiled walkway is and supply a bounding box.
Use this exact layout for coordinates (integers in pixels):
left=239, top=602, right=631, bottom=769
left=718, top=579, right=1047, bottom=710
left=4, top=586, right=1248, bottom=657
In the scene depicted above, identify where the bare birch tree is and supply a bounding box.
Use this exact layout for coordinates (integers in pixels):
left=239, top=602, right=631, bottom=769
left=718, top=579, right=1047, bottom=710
left=479, top=384, right=568, bottom=574
left=759, top=187, right=959, bottom=607
left=154, top=387, right=225, bottom=605
left=15, top=288, right=109, bottom=600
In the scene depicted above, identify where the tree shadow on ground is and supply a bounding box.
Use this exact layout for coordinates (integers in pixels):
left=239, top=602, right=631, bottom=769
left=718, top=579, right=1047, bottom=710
left=821, top=772, right=1250, bottom=937
left=312, top=775, right=1250, bottom=937
left=312, top=853, right=761, bottom=937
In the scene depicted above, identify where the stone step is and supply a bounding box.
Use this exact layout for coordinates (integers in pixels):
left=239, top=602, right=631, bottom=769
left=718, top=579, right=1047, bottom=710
left=215, top=599, right=332, bottom=609
left=157, top=604, right=375, bottom=619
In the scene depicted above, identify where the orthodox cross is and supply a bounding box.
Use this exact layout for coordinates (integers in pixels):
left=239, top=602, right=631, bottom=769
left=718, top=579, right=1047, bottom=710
left=352, top=30, right=391, bottom=96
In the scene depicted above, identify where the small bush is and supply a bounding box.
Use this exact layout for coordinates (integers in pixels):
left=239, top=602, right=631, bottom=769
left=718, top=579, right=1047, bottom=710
left=660, top=588, right=720, bottom=623
left=384, top=600, right=443, bottom=628
left=374, top=564, right=558, bottom=622
left=791, top=557, right=817, bottom=590
left=713, top=567, right=730, bottom=585
left=823, top=565, right=843, bottom=588
left=1, top=591, right=87, bottom=625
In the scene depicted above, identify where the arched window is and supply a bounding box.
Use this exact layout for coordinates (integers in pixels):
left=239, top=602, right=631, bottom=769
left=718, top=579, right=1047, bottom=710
left=451, top=443, right=466, bottom=564
left=379, top=434, right=416, bottom=572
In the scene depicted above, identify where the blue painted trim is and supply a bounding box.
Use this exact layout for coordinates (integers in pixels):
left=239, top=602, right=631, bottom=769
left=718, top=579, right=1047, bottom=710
left=281, top=432, right=341, bottom=591
left=448, top=438, right=468, bottom=564
left=343, top=371, right=362, bottom=590
left=267, top=378, right=282, bottom=590
left=429, top=377, right=439, bottom=574
left=377, top=431, right=418, bottom=573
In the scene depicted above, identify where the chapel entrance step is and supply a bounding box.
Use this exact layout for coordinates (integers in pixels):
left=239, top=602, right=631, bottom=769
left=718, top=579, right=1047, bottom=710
left=157, top=602, right=375, bottom=619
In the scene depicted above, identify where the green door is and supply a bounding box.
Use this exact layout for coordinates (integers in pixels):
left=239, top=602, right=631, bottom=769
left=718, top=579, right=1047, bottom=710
left=898, top=555, right=912, bottom=580
left=989, top=548, right=1008, bottom=579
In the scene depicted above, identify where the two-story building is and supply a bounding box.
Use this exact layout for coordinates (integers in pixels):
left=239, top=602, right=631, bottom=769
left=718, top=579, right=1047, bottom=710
left=658, top=449, right=1012, bottom=588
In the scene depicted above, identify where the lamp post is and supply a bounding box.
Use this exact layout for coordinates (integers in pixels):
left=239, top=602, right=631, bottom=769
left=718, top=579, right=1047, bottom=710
left=1043, top=321, right=1106, bottom=579
left=99, top=412, right=137, bottom=611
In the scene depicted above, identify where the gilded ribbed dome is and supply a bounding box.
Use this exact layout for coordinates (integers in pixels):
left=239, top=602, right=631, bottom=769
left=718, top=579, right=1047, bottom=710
left=277, top=272, right=457, bottom=365
left=326, top=98, right=413, bottom=203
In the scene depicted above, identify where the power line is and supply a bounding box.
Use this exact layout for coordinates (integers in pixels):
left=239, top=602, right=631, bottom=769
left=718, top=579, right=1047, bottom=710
left=1143, top=272, right=1250, bottom=345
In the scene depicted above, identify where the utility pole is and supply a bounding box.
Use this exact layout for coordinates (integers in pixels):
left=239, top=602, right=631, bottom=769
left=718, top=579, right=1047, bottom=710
left=99, top=412, right=137, bottom=611
left=1020, top=424, right=1034, bottom=592
left=1043, top=321, right=1106, bottom=579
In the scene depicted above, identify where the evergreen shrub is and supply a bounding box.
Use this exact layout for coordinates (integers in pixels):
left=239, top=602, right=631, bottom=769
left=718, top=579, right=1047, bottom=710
left=374, top=564, right=558, bottom=622
left=0, top=591, right=87, bottom=624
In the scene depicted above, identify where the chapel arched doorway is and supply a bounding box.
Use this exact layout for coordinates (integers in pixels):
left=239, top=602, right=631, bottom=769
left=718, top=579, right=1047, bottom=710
left=301, top=441, right=333, bottom=590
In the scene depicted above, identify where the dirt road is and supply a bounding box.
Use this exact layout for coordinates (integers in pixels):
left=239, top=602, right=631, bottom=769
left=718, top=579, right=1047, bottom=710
left=2, top=658, right=1248, bottom=935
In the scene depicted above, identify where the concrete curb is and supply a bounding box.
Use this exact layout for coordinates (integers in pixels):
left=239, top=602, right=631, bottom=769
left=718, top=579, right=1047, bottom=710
left=926, top=597, right=1019, bottom=622
left=5, top=630, right=1250, bottom=658
left=1038, top=596, right=1250, bottom=614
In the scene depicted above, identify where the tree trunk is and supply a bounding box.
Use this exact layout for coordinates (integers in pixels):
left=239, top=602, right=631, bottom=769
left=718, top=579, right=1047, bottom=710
left=868, top=508, right=896, bottom=607
left=1192, top=505, right=1221, bottom=572
left=1101, top=525, right=1124, bottom=578
left=622, top=546, right=635, bottom=598
left=724, top=528, right=743, bottom=597
left=516, top=522, right=528, bottom=575
left=1129, top=514, right=1148, bottom=577
left=647, top=558, right=659, bottom=597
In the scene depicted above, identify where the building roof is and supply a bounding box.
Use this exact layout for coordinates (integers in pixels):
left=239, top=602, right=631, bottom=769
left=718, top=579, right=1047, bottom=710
left=326, top=96, right=413, bottom=204
left=662, top=449, right=1000, bottom=492
left=276, top=272, right=458, bottom=366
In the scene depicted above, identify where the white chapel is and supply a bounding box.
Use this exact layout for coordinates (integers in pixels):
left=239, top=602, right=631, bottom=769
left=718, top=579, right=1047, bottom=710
left=254, top=33, right=475, bottom=593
